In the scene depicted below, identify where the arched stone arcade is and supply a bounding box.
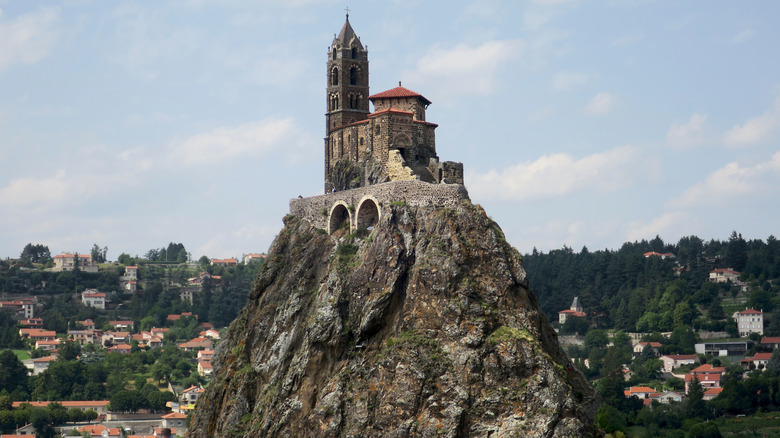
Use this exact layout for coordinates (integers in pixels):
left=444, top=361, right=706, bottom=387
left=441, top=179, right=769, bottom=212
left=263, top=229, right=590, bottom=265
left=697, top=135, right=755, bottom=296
left=356, top=196, right=380, bottom=229
left=328, top=201, right=352, bottom=234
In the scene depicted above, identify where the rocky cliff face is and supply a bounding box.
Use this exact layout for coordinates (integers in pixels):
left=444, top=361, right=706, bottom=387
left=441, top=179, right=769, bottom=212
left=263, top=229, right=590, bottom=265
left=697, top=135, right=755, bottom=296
left=187, top=202, right=599, bottom=437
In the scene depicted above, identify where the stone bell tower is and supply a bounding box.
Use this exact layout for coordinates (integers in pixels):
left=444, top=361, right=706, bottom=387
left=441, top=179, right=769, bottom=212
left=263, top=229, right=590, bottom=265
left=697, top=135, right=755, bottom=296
left=325, top=14, right=370, bottom=133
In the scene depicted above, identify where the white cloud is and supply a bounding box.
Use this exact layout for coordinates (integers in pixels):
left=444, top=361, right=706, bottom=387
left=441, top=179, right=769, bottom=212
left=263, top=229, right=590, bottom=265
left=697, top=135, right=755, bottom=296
left=169, top=118, right=312, bottom=165
left=668, top=151, right=780, bottom=208
left=730, top=28, right=755, bottom=44
left=666, top=112, right=707, bottom=149
left=552, top=71, right=588, bottom=91
left=469, top=146, right=643, bottom=201
left=0, top=7, right=60, bottom=73
left=723, top=97, right=780, bottom=147
left=626, top=212, right=692, bottom=243
left=583, top=92, right=615, bottom=115
left=407, top=39, right=524, bottom=99
left=0, top=168, right=128, bottom=211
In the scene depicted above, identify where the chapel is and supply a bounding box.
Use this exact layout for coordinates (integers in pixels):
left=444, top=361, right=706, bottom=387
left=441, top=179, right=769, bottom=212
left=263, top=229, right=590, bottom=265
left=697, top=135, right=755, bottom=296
left=324, top=15, right=464, bottom=193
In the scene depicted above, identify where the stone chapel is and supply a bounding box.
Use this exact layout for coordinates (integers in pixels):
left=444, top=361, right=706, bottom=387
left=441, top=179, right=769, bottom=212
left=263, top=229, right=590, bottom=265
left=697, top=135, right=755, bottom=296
left=324, top=15, right=464, bottom=193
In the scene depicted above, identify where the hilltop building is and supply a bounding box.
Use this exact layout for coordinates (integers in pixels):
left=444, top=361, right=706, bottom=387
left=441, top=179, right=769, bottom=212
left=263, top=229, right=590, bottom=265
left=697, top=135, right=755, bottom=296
left=323, top=15, right=463, bottom=192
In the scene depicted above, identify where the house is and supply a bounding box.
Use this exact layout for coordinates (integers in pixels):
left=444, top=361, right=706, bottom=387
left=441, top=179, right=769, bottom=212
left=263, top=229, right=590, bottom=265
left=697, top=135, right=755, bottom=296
left=1, top=299, right=36, bottom=319
left=32, top=355, right=57, bottom=375
left=108, top=343, right=131, bottom=354
left=126, top=280, right=137, bottom=292
left=110, top=320, right=135, bottom=331
left=181, top=385, right=205, bottom=405
left=150, top=327, right=169, bottom=338
left=685, top=373, right=721, bottom=393
left=18, top=318, right=43, bottom=329
left=703, top=387, right=723, bottom=400
left=653, top=391, right=684, bottom=404
left=761, top=336, right=780, bottom=350
left=35, top=339, right=60, bottom=351
left=78, top=424, right=122, bottom=438
left=660, top=354, right=699, bottom=372
left=197, top=360, right=213, bottom=376
left=167, top=312, right=197, bottom=323
left=53, top=253, right=98, bottom=272
left=161, top=412, right=187, bottom=428
left=243, top=253, right=266, bottom=264
left=102, top=331, right=131, bottom=346
left=78, top=319, right=96, bottom=330
left=20, top=328, right=56, bottom=341
left=709, top=268, right=740, bottom=283
left=733, top=308, right=764, bottom=337
left=695, top=341, right=750, bottom=356
left=123, top=266, right=138, bottom=280
left=624, top=386, right=659, bottom=399
left=81, top=290, right=106, bottom=309
left=199, top=329, right=220, bottom=339
left=633, top=341, right=662, bottom=356
left=558, top=296, right=586, bottom=325
left=741, top=352, right=773, bottom=370
left=209, top=258, right=237, bottom=267
left=178, top=337, right=212, bottom=352
left=153, top=427, right=178, bottom=438
left=197, top=350, right=214, bottom=361
left=68, top=329, right=100, bottom=345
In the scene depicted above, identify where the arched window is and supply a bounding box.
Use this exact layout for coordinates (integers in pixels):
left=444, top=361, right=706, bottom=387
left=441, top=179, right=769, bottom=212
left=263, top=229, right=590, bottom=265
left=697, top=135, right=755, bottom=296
left=350, top=67, right=358, bottom=85
left=331, top=67, right=339, bottom=86
left=351, top=47, right=357, bottom=59
left=332, top=48, right=337, bottom=60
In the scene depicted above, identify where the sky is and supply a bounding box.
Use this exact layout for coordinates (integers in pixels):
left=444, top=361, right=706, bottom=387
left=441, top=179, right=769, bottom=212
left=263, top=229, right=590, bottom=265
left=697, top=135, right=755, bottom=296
left=0, top=0, right=778, bottom=261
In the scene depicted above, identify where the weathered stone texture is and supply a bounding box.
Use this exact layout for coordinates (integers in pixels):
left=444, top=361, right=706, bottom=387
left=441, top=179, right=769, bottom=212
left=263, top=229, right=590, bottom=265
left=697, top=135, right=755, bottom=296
left=187, top=202, right=600, bottom=438
left=289, top=180, right=470, bottom=232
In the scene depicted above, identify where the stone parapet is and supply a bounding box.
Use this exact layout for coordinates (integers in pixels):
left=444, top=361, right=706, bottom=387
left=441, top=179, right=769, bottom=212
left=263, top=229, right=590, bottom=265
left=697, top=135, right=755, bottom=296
left=289, top=180, right=470, bottom=232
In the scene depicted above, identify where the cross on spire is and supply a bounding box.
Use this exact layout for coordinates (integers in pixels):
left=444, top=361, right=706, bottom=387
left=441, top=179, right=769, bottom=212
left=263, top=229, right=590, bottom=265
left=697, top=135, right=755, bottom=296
left=345, top=6, right=350, bottom=18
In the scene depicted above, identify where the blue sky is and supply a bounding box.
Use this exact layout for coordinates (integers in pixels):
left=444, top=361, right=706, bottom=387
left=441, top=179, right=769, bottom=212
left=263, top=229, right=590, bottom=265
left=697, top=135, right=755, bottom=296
left=0, top=0, right=778, bottom=261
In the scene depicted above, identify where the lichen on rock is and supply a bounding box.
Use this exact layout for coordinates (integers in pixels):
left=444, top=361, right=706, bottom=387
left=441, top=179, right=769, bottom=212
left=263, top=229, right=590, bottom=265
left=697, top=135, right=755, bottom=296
left=187, top=202, right=600, bottom=438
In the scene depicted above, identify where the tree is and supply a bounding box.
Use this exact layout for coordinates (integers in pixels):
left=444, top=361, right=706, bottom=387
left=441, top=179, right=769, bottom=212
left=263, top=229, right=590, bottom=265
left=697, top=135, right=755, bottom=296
left=0, top=349, right=29, bottom=397
left=90, top=244, right=108, bottom=264
left=58, top=340, right=81, bottom=362
left=686, top=375, right=707, bottom=418
left=19, top=243, right=52, bottom=264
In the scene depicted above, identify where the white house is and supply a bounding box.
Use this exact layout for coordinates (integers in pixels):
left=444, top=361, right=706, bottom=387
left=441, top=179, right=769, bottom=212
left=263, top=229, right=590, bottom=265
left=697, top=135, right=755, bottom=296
left=81, top=290, right=106, bottom=309
left=734, top=308, right=764, bottom=337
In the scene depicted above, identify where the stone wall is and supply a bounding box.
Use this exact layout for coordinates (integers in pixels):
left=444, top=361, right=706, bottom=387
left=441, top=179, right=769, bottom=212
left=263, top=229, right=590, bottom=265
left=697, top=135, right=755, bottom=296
left=289, top=180, right=470, bottom=232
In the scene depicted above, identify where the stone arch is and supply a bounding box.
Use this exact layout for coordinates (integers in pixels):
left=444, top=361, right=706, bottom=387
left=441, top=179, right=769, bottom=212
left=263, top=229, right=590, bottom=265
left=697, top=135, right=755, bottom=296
left=356, top=196, right=381, bottom=229
left=328, top=201, right=352, bottom=234
left=331, top=66, right=339, bottom=86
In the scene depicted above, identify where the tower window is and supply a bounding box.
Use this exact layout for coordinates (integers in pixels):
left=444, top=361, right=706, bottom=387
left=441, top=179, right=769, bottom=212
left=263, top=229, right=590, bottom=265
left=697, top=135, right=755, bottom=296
left=350, top=67, right=358, bottom=85
left=351, top=47, right=357, bottom=59
left=331, top=67, right=339, bottom=86
left=332, top=48, right=337, bottom=60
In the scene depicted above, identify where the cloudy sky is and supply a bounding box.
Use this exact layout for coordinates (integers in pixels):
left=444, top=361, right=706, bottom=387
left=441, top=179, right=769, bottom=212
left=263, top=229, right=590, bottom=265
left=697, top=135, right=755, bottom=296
left=1, top=0, right=778, bottom=260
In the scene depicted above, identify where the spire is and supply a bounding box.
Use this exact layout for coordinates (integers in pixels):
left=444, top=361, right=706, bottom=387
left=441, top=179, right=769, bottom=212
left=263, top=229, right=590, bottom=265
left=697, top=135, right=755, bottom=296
left=333, top=13, right=363, bottom=50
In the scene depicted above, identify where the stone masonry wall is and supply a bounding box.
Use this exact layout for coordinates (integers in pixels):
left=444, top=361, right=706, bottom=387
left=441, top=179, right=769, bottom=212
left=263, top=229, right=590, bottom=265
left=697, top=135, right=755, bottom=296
left=289, top=180, right=470, bottom=231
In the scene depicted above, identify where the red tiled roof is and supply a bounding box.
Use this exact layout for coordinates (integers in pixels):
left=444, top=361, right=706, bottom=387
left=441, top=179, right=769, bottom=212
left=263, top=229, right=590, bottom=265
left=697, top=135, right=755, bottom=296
left=753, top=352, right=773, bottom=360
left=762, top=337, right=780, bottom=344
left=367, top=108, right=414, bottom=118
left=738, top=308, right=763, bottom=315
left=691, top=364, right=726, bottom=374
left=368, top=86, right=432, bottom=105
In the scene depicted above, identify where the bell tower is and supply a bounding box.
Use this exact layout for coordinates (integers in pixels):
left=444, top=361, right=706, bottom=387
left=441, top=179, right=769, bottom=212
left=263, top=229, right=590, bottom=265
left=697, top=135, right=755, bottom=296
left=326, top=14, right=370, bottom=134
